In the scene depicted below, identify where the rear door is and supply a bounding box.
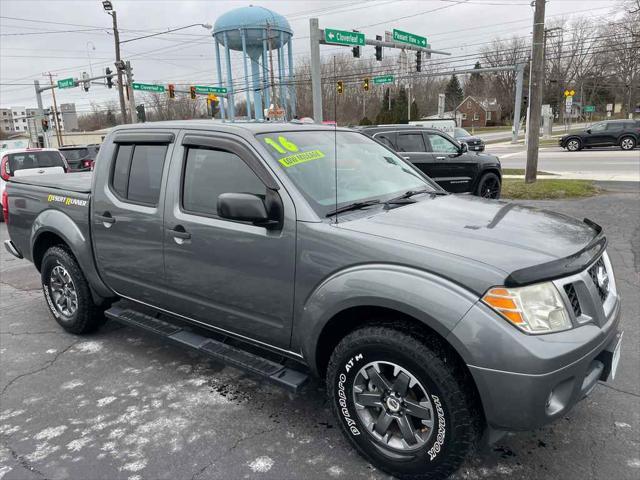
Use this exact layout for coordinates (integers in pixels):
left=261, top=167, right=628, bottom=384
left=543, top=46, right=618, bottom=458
left=91, top=131, right=175, bottom=305
left=424, top=131, right=476, bottom=193
left=604, top=122, right=624, bottom=145
left=161, top=132, right=296, bottom=349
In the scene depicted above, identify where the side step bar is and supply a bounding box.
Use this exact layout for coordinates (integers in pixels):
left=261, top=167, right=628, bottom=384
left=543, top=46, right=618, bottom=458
left=105, top=306, right=309, bottom=392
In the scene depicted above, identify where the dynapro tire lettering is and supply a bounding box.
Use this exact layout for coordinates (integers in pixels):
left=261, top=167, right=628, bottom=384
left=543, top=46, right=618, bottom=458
left=427, top=395, right=446, bottom=461
left=338, top=373, right=360, bottom=436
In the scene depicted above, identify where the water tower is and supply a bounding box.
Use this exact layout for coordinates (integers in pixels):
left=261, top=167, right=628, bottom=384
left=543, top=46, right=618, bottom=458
left=213, top=5, right=296, bottom=121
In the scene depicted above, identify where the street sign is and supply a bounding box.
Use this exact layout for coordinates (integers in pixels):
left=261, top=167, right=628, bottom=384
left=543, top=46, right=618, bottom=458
left=392, top=28, right=427, bottom=48
left=373, top=75, right=394, bottom=85
left=583, top=105, right=596, bottom=113
left=132, top=83, right=165, bottom=93
left=565, top=95, right=573, bottom=114
left=324, top=28, right=365, bottom=46
left=57, top=78, right=75, bottom=89
left=195, top=85, right=227, bottom=95
left=563, top=89, right=576, bottom=97
left=606, top=103, right=613, bottom=112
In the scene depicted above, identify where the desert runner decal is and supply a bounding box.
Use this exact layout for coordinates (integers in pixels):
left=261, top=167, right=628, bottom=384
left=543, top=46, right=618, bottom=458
left=47, top=194, right=88, bottom=207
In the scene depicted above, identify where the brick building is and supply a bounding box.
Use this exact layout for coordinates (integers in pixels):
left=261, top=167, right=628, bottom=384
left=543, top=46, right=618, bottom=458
left=455, top=96, right=502, bottom=128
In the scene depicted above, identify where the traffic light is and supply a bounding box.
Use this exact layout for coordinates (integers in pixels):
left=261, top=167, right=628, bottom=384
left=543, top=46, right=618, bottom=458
left=375, top=35, right=383, bottom=61
left=136, top=104, right=146, bottom=123
left=352, top=30, right=360, bottom=58
left=416, top=51, right=422, bottom=72
left=41, top=119, right=49, bottom=131
left=105, top=67, right=113, bottom=88
left=363, top=78, right=370, bottom=91
left=337, top=80, right=344, bottom=94
left=168, top=83, right=176, bottom=99
left=523, top=95, right=529, bottom=109
left=190, top=86, right=196, bottom=99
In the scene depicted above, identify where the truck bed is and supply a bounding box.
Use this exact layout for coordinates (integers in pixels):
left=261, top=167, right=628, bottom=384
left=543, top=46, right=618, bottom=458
left=9, top=172, right=92, bottom=193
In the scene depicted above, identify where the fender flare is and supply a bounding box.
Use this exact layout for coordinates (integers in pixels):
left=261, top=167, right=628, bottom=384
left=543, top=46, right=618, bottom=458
left=31, top=209, right=113, bottom=300
left=295, top=264, right=480, bottom=375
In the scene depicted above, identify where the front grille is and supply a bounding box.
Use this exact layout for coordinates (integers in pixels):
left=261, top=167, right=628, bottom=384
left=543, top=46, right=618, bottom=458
left=588, top=257, right=609, bottom=303
left=564, top=283, right=582, bottom=317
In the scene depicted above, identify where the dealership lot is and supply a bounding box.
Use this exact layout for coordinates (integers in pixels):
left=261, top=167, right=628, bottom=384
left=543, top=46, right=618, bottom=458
left=1, top=190, right=638, bottom=480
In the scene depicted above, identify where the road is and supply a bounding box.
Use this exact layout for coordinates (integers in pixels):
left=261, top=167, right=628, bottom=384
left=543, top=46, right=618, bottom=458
left=488, top=144, right=640, bottom=181
left=1, top=190, right=639, bottom=480
left=475, top=122, right=590, bottom=143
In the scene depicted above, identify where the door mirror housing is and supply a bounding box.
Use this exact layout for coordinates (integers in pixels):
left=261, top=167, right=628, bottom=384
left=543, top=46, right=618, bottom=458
left=586, top=129, right=591, bottom=134
left=458, top=142, right=468, bottom=154
left=218, top=193, right=272, bottom=225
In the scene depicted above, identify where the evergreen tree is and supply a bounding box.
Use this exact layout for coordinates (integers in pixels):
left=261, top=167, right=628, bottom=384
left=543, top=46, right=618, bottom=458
left=395, top=87, right=408, bottom=123
left=465, top=61, right=485, bottom=98
left=445, top=74, right=464, bottom=111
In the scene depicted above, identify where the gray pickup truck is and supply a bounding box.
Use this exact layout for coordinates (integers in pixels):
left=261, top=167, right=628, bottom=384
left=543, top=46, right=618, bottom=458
left=4, top=121, right=623, bottom=480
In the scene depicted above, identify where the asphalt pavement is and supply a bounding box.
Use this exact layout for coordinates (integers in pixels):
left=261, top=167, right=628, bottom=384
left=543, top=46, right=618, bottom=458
left=1, top=190, right=639, bottom=480
left=487, top=144, right=640, bottom=181
left=474, top=123, right=590, bottom=143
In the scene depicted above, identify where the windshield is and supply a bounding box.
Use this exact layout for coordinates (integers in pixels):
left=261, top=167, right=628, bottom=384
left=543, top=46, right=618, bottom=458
left=7, top=151, right=65, bottom=173
left=454, top=128, right=470, bottom=137
left=256, top=130, right=436, bottom=216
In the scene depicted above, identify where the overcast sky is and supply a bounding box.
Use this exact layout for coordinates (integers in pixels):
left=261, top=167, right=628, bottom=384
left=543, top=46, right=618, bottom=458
left=0, top=0, right=621, bottom=114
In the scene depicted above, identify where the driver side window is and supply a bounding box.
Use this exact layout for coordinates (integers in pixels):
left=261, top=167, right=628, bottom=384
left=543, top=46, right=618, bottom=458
left=590, top=123, right=606, bottom=132
left=426, top=133, right=458, bottom=153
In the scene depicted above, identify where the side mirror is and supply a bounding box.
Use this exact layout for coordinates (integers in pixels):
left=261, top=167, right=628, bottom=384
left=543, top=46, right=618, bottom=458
left=586, top=129, right=591, bottom=134
left=218, top=193, right=270, bottom=225
left=459, top=142, right=468, bottom=154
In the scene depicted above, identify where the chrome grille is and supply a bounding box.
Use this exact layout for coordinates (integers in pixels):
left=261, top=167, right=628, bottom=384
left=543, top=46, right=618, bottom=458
left=588, top=257, right=609, bottom=303
left=563, top=283, right=582, bottom=317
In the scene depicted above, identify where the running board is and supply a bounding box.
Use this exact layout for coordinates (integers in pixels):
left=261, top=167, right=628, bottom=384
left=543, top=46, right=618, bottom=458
left=105, top=306, right=309, bottom=392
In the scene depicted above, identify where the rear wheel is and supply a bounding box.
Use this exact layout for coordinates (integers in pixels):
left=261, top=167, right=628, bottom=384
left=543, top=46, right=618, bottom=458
left=475, top=172, right=501, bottom=199
left=41, top=246, right=106, bottom=334
left=327, top=326, right=481, bottom=480
left=620, top=136, right=636, bottom=150
left=566, top=138, right=582, bottom=151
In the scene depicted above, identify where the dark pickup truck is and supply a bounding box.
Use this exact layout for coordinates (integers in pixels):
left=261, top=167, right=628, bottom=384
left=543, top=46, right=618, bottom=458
left=4, top=121, right=622, bottom=480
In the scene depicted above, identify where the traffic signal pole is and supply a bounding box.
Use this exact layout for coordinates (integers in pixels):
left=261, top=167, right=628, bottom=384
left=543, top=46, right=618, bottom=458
left=47, top=73, right=63, bottom=147
left=511, top=64, right=525, bottom=143
left=109, top=10, right=129, bottom=124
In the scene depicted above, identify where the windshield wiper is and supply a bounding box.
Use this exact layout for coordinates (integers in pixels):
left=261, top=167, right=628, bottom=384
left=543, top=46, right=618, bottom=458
left=326, top=199, right=382, bottom=217
left=385, top=188, right=438, bottom=204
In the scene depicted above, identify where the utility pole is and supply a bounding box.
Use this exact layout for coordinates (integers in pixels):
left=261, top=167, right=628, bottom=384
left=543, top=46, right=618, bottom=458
left=106, top=8, right=128, bottom=123
left=124, top=61, right=137, bottom=123
left=309, top=18, right=323, bottom=122
left=525, top=0, right=546, bottom=183
left=47, top=73, right=63, bottom=147
left=267, top=23, right=278, bottom=108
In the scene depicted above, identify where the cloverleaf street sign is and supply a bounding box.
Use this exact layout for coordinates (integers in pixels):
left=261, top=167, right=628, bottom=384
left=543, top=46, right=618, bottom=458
left=324, top=28, right=365, bottom=46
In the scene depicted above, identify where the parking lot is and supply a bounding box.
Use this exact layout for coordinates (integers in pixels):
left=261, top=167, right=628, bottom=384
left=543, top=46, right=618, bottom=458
left=1, top=188, right=639, bottom=480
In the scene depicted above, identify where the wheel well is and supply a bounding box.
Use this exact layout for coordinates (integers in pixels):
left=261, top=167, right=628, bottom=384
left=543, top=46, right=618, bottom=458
left=481, top=168, right=502, bottom=180
left=314, top=305, right=486, bottom=425
left=619, top=135, right=635, bottom=143
left=33, top=231, right=67, bottom=271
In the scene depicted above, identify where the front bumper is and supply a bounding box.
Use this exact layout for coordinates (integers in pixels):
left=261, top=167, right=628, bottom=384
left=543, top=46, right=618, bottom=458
left=448, top=293, right=621, bottom=432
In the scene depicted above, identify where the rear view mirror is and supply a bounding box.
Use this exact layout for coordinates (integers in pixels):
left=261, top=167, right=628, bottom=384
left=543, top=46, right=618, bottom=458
left=218, top=193, right=269, bottom=224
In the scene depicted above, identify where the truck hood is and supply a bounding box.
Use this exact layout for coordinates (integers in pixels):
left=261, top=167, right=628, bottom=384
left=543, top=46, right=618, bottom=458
left=338, top=194, right=598, bottom=276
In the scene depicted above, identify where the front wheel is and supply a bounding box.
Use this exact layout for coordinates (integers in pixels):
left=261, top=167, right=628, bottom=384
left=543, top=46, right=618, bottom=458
left=41, top=246, right=106, bottom=334
left=566, top=138, right=582, bottom=151
left=476, top=172, right=501, bottom=199
left=327, top=326, right=481, bottom=480
left=620, top=136, right=636, bottom=151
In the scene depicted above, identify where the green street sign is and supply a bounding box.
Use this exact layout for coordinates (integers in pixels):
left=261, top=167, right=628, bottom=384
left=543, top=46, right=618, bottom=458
left=132, top=83, right=165, bottom=93
left=57, top=78, right=75, bottom=89
left=324, top=28, right=365, bottom=46
left=194, top=85, right=227, bottom=95
left=392, top=28, right=427, bottom=48
left=373, top=75, right=394, bottom=85
left=584, top=105, right=596, bottom=113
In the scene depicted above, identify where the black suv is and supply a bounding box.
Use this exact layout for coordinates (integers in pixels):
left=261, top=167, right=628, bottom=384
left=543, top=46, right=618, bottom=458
left=58, top=144, right=100, bottom=171
left=560, top=120, right=640, bottom=151
left=359, top=125, right=502, bottom=198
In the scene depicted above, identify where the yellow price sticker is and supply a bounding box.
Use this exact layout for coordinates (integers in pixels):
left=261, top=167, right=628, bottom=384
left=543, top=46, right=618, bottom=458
left=278, top=149, right=325, bottom=168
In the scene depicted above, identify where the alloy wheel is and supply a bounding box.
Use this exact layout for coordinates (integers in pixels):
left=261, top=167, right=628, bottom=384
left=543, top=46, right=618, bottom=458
left=567, top=140, right=580, bottom=151
left=621, top=138, right=634, bottom=150
left=49, top=265, right=78, bottom=317
left=353, top=361, right=435, bottom=451
left=480, top=177, right=500, bottom=198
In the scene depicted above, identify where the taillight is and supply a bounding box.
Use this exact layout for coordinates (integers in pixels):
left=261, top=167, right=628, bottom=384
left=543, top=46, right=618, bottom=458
left=1, top=155, right=10, bottom=181
left=82, top=159, right=93, bottom=169
left=2, top=189, right=8, bottom=222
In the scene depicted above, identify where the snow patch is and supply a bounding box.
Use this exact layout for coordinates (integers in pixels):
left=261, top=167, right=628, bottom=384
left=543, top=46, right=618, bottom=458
left=248, top=456, right=274, bottom=473
left=34, top=425, right=67, bottom=440
left=61, top=379, right=84, bottom=390
left=67, top=437, right=91, bottom=452
left=327, top=465, right=344, bottom=477
left=121, top=459, right=147, bottom=472
left=0, top=410, right=25, bottom=421
left=25, top=443, right=59, bottom=462
left=628, top=459, right=640, bottom=468
left=45, top=349, right=57, bottom=354
left=97, top=396, right=117, bottom=407
left=615, top=422, right=632, bottom=429
left=0, top=466, right=12, bottom=480
left=75, top=341, right=103, bottom=354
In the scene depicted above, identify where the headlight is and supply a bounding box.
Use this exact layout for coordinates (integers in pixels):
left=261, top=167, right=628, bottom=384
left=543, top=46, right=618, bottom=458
left=482, top=282, right=572, bottom=334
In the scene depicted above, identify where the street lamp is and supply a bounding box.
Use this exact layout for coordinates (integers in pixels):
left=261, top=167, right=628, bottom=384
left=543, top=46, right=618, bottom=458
left=102, top=0, right=113, bottom=11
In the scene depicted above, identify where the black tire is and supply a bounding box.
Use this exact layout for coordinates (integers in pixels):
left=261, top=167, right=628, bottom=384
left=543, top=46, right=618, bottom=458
left=41, top=245, right=105, bottom=334
left=620, top=136, right=636, bottom=151
left=475, top=172, right=501, bottom=199
left=327, top=326, right=481, bottom=480
left=566, top=138, right=582, bottom=151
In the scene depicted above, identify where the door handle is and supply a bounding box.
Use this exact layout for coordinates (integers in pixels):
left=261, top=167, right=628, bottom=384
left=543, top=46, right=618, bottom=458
left=168, top=227, right=191, bottom=240
left=435, top=156, right=446, bottom=160
left=95, top=212, right=115, bottom=226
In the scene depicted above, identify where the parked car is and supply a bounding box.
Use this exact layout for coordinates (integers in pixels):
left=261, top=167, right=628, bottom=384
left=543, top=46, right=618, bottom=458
left=4, top=122, right=622, bottom=480
left=560, top=119, right=640, bottom=151
left=1, top=147, right=68, bottom=222
left=58, top=144, right=100, bottom=171
left=453, top=127, right=486, bottom=151
left=359, top=125, right=502, bottom=198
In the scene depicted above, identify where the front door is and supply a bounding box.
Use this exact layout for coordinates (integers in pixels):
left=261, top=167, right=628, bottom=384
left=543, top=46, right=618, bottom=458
left=393, top=130, right=435, bottom=177
left=91, top=131, right=175, bottom=306
left=583, top=122, right=608, bottom=146
left=424, top=132, right=476, bottom=193
left=162, top=132, right=296, bottom=349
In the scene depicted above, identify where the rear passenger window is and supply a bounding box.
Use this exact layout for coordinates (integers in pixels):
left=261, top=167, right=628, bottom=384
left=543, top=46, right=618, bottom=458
left=111, top=144, right=167, bottom=205
left=182, top=147, right=265, bottom=217
left=396, top=133, right=426, bottom=152
left=375, top=133, right=396, bottom=149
